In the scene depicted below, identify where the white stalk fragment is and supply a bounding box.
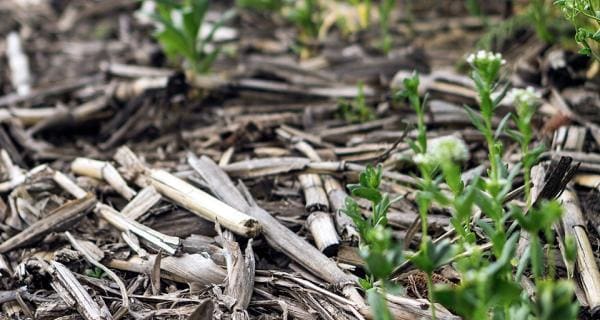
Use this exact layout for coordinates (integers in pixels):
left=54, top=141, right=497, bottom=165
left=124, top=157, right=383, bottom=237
left=559, top=189, right=600, bottom=312
left=72, top=157, right=136, bottom=200
left=53, top=169, right=175, bottom=255
left=6, top=32, right=31, bottom=96
left=114, top=77, right=168, bottom=101
left=120, top=186, right=161, bottom=220
left=149, top=169, right=261, bottom=238
left=306, top=211, right=340, bottom=256
left=94, top=203, right=180, bottom=255
left=53, top=170, right=88, bottom=200
left=50, top=261, right=110, bottom=320
left=298, top=173, right=329, bottom=212
left=0, top=149, right=25, bottom=192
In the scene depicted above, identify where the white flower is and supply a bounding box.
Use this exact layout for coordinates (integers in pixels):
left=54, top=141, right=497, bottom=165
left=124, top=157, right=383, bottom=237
left=414, top=153, right=435, bottom=166
left=428, top=136, right=470, bottom=163
left=466, top=50, right=506, bottom=66
left=509, top=86, right=541, bottom=107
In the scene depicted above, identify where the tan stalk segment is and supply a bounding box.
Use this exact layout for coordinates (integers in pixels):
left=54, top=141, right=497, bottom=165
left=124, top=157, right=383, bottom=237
left=0, top=194, right=97, bottom=253
left=50, top=261, right=111, bottom=320
left=323, top=176, right=359, bottom=244
left=559, top=189, right=600, bottom=313
left=120, top=185, right=161, bottom=220
left=149, top=169, right=260, bottom=238
left=298, top=173, right=329, bottom=212
left=71, top=157, right=136, bottom=200
left=306, top=211, right=340, bottom=256
left=94, top=203, right=180, bottom=255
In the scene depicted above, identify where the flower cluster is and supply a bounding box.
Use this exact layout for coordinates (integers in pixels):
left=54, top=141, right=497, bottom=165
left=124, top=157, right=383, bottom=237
left=509, top=86, right=541, bottom=113
left=414, top=136, right=469, bottom=166
left=466, top=50, right=506, bottom=85
left=466, top=50, right=506, bottom=66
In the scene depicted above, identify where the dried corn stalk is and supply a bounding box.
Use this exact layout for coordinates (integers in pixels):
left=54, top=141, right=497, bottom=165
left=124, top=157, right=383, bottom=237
left=71, top=157, right=136, bottom=200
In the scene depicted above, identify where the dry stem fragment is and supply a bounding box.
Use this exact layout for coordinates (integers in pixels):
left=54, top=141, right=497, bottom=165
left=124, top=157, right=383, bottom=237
left=559, top=189, right=600, bottom=313
left=149, top=169, right=260, bottom=238
left=94, top=203, right=180, bottom=255
left=72, top=158, right=137, bottom=200
left=306, top=211, right=340, bottom=256
left=65, top=231, right=129, bottom=319
left=50, top=261, right=111, bottom=320
left=0, top=194, right=96, bottom=253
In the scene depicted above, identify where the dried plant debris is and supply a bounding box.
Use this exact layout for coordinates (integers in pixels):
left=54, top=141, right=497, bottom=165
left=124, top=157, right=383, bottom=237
left=0, top=1, right=598, bottom=319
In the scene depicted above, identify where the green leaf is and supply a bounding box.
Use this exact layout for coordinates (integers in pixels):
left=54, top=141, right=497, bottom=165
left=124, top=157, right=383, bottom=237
left=563, top=235, right=577, bottom=278
left=366, top=288, right=393, bottom=320
left=464, top=104, right=487, bottom=134
left=351, top=186, right=382, bottom=204
left=359, top=276, right=374, bottom=290
left=495, top=113, right=512, bottom=139
left=410, top=238, right=457, bottom=274
left=534, top=280, right=579, bottom=320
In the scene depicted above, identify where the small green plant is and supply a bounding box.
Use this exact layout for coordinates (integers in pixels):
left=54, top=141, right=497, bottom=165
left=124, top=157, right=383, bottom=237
left=345, top=52, right=579, bottom=319
left=236, top=0, right=283, bottom=11
left=507, top=87, right=544, bottom=208
left=285, top=0, right=323, bottom=58
left=348, top=0, right=372, bottom=29
left=343, top=164, right=403, bottom=320
left=475, top=0, right=559, bottom=50
left=149, top=0, right=235, bottom=74
left=85, top=267, right=106, bottom=279
left=338, top=82, right=375, bottom=123
left=530, top=0, right=555, bottom=43
left=465, top=0, right=481, bottom=17
left=555, top=0, right=600, bottom=60
left=378, top=0, right=395, bottom=54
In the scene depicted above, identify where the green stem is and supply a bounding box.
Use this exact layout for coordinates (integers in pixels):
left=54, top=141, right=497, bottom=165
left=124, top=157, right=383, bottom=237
left=524, top=163, right=532, bottom=208
left=419, top=199, right=429, bottom=242
left=427, top=272, right=437, bottom=320
left=484, top=120, right=497, bottom=182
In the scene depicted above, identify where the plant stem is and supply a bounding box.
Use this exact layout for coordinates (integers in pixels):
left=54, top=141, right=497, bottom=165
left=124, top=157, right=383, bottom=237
left=427, top=272, right=437, bottom=320
left=524, top=161, right=532, bottom=208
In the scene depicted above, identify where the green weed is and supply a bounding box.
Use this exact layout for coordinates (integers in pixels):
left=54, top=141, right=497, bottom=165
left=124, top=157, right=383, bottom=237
left=555, top=0, right=600, bottom=60
left=338, top=82, right=376, bottom=123
left=344, top=51, right=579, bottom=319
left=149, top=0, right=235, bottom=74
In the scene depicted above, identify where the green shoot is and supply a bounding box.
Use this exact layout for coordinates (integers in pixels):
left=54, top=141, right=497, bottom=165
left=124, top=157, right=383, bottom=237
left=285, top=0, right=322, bottom=58
left=465, top=0, right=481, bottom=17
left=348, top=0, right=372, bottom=29
left=529, top=0, right=555, bottom=43
left=378, top=0, right=395, bottom=54
left=345, top=53, right=579, bottom=320
left=85, top=267, right=106, bottom=279
left=476, top=1, right=560, bottom=50
left=507, top=87, right=544, bottom=208
left=338, top=82, right=375, bottom=123
left=555, top=0, right=600, bottom=60
left=149, top=0, right=235, bottom=74
left=465, top=50, right=507, bottom=195
left=342, top=164, right=403, bottom=317
left=236, top=0, right=283, bottom=11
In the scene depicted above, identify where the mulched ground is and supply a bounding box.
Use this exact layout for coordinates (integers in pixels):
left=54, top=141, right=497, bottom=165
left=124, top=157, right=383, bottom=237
left=0, top=1, right=598, bottom=319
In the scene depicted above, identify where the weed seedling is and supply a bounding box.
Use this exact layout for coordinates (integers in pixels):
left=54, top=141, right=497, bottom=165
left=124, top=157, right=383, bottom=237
left=338, top=82, right=375, bottom=123
left=378, top=0, right=395, bottom=54
left=555, top=0, right=600, bottom=60
left=236, top=0, right=283, bottom=11
left=85, top=267, right=106, bottom=279
left=285, top=0, right=323, bottom=58
left=507, top=86, right=544, bottom=208
left=343, top=164, right=403, bottom=319
left=348, top=0, right=372, bottom=29
left=345, top=52, right=579, bottom=320
left=149, top=0, right=234, bottom=74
